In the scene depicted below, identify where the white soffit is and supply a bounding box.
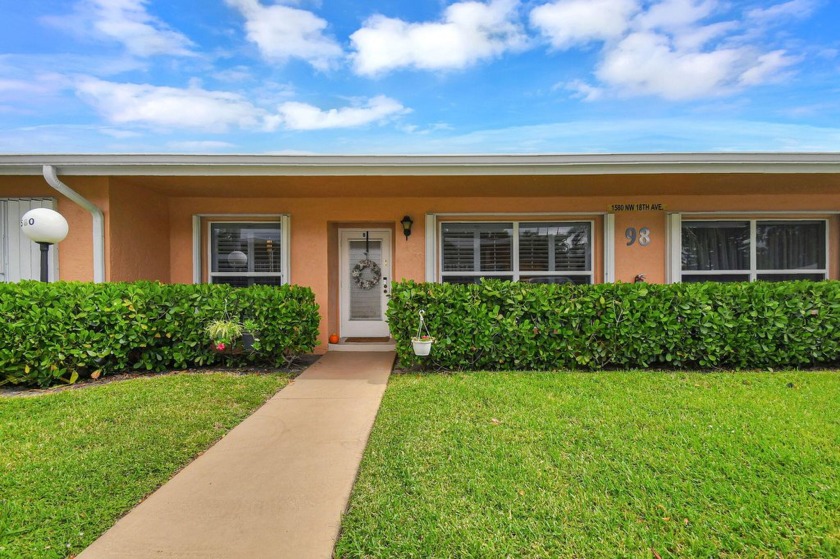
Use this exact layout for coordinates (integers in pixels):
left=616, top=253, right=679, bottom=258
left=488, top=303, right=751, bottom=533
left=0, top=153, right=838, bottom=176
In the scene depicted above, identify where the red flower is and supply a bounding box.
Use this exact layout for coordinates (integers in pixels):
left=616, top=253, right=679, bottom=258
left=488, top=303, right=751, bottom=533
left=216, top=342, right=226, bottom=351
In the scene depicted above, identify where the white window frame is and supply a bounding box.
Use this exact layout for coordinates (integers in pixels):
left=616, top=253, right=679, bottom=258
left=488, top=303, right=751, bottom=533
left=194, top=214, right=290, bottom=285
left=673, top=216, right=829, bottom=282
left=438, top=219, right=596, bottom=283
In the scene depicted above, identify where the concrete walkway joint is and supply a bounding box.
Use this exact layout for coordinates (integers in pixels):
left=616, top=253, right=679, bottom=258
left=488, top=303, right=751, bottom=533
left=78, top=351, right=394, bottom=559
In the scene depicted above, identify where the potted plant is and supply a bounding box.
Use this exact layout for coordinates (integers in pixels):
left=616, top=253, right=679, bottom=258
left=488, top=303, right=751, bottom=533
left=205, top=318, right=243, bottom=353
left=411, top=335, right=435, bottom=356
left=242, top=319, right=261, bottom=351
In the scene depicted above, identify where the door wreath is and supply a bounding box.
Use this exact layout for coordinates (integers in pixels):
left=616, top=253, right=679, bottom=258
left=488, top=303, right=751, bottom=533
left=352, top=259, right=382, bottom=290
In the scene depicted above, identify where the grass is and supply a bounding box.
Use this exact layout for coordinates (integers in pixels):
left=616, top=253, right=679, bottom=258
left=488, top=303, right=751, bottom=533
left=336, top=371, right=840, bottom=558
left=0, top=372, right=289, bottom=559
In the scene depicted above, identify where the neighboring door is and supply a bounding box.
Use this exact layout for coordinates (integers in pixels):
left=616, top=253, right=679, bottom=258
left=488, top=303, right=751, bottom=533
left=1, top=198, right=58, bottom=283
left=339, top=229, right=391, bottom=338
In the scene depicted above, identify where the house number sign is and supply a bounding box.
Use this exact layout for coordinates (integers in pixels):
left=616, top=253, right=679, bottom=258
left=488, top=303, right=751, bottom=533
left=625, top=227, right=651, bottom=246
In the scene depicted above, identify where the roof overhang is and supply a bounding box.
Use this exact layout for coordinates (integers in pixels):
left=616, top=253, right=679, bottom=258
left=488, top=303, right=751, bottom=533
left=0, top=153, right=839, bottom=177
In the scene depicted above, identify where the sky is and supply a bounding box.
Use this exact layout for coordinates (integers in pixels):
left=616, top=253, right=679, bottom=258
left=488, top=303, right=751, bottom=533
left=0, top=0, right=838, bottom=154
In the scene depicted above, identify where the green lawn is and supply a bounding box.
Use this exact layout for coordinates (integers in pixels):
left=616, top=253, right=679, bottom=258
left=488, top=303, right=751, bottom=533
left=0, top=372, right=289, bottom=559
left=336, top=372, right=840, bottom=558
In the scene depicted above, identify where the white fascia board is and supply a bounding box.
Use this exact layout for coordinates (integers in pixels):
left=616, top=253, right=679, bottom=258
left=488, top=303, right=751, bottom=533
left=0, top=153, right=839, bottom=177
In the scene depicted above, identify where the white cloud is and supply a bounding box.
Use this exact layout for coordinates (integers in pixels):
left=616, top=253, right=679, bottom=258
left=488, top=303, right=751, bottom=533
left=747, top=0, right=818, bottom=22
left=562, top=79, right=604, bottom=101
left=276, top=96, right=409, bottom=130
left=738, top=50, right=799, bottom=86
left=0, top=77, right=63, bottom=95
left=44, top=0, right=194, bottom=57
left=75, top=78, right=265, bottom=131
left=350, top=0, right=527, bottom=75
left=530, top=0, right=802, bottom=101
left=596, top=32, right=746, bottom=100
left=74, top=77, right=408, bottom=132
left=225, top=0, right=342, bottom=70
left=635, top=0, right=718, bottom=31
left=530, top=0, right=638, bottom=50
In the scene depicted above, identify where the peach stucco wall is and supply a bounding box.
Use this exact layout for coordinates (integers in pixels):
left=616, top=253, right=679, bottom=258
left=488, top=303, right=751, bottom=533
left=108, top=180, right=171, bottom=282
left=4, top=171, right=840, bottom=353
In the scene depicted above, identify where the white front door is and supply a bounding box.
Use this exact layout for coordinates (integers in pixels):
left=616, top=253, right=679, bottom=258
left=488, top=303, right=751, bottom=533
left=339, top=229, right=391, bottom=338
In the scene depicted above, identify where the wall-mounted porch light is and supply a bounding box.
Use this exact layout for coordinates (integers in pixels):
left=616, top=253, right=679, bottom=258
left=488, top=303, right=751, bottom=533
left=20, top=208, right=69, bottom=282
left=400, top=215, right=414, bottom=241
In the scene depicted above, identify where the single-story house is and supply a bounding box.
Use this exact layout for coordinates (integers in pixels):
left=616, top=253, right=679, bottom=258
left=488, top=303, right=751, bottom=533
left=1, top=153, right=838, bottom=351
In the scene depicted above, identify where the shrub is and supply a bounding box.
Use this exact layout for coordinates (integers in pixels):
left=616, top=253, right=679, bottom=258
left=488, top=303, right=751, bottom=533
left=387, top=280, right=840, bottom=371
left=0, top=281, right=320, bottom=387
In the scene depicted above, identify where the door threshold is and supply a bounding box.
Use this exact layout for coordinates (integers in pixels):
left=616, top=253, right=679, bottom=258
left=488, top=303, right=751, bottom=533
left=329, top=338, right=396, bottom=352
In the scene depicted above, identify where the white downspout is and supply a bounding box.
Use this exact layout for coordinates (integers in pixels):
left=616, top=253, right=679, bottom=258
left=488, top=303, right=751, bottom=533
left=42, top=165, right=105, bottom=283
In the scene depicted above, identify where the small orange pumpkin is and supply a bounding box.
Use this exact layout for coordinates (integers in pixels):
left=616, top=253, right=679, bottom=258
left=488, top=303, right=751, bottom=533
left=329, top=333, right=340, bottom=344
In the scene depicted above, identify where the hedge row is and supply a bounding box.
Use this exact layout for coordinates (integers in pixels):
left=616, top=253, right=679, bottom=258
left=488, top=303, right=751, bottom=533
left=388, top=280, right=840, bottom=371
left=0, top=281, right=320, bottom=387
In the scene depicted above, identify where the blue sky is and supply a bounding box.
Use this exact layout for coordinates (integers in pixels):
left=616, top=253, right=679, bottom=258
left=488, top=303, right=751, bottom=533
left=0, top=0, right=838, bottom=154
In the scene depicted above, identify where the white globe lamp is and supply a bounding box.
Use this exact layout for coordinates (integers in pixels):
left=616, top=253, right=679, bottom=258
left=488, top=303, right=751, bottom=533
left=20, top=208, right=69, bottom=282
left=227, top=250, right=248, bottom=268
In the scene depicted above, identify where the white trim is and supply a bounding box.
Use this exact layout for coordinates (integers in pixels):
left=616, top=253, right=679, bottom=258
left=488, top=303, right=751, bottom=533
left=0, top=201, right=5, bottom=282
left=677, top=217, right=829, bottom=282
left=679, top=269, right=828, bottom=276
left=193, top=213, right=286, bottom=217
left=675, top=210, right=840, bottom=215
left=281, top=215, right=291, bottom=284
left=442, top=271, right=593, bottom=277
left=432, top=211, right=608, bottom=217
left=425, top=213, right=437, bottom=282
left=666, top=213, right=682, bottom=283
left=604, top=214, right=615, bottom=283
left=192, top=215, right=201, bottom=284
left=2, top=153, right=839, bottom=177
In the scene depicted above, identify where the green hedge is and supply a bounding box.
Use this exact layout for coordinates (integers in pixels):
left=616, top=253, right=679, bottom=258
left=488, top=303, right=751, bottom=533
left=388, top=280, right=840, bottom=371
left=0, top=281, right=320, bottom=387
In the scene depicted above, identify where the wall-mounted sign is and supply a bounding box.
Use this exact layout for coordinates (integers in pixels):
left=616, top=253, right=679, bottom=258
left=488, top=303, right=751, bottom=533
left=608, top=203, right=666, bottom=212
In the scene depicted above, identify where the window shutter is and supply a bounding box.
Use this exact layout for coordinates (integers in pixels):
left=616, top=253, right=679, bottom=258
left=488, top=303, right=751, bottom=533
left=2, top=198, right=58, bottom=282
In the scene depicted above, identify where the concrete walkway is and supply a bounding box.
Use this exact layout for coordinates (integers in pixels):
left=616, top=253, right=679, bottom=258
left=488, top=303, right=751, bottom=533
left=78, top=351, right=394, bottom=559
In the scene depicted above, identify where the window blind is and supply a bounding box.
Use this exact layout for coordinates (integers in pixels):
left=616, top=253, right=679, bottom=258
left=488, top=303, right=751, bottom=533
left=441, top=220, right=594, bottom=284
left=210, top=222, right=283, bottom=286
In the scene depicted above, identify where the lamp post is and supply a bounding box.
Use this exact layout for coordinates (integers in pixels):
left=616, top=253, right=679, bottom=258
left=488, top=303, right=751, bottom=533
left=20, top=208, right=69, bottom=282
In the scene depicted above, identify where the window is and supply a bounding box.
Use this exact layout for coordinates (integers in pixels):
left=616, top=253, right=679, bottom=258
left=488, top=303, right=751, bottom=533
left=209, top=222, right=283, bottom=287
left=681, top=219, right=826, bottom=282
left=440, top=221, right=593, bottom=284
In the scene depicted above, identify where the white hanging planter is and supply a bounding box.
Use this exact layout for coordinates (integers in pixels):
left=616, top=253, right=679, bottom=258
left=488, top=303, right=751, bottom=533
left=411, top=310, right=434, bottom=357
left=411, top=337, right=434, bottom=356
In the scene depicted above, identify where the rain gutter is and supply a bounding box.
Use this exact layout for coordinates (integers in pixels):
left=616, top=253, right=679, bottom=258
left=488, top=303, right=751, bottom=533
left=42, top=164, right=105, bottom=283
